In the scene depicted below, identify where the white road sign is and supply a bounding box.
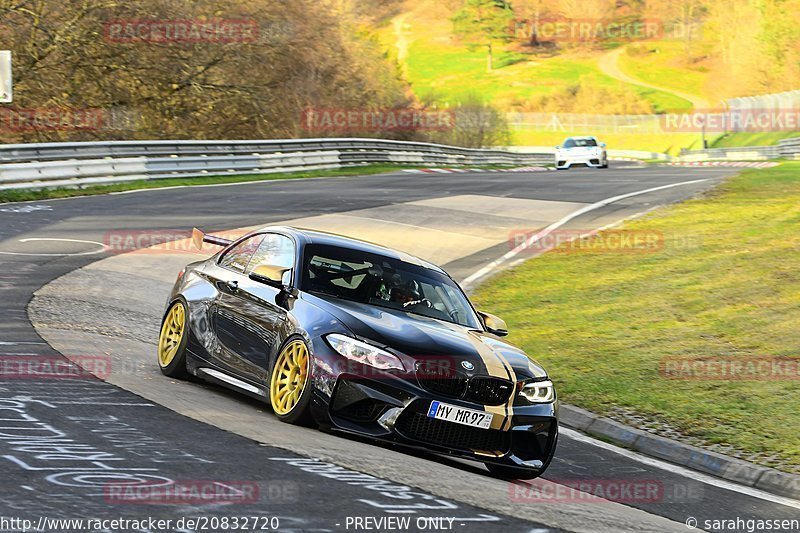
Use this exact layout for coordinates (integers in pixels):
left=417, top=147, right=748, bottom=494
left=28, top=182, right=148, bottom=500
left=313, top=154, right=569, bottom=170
left=0, top=51, right=12, bottom=103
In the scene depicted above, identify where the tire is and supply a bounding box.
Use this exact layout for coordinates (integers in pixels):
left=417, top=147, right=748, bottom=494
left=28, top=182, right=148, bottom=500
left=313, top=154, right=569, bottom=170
left=269, top=337, right=315, bottom=426
left=485, top=462, right=542, bottom=480
left=157, top=299, right=190, bottom=379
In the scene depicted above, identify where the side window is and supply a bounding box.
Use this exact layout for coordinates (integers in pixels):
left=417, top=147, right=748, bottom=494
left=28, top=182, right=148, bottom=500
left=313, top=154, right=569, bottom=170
left=247, top=234, right=295, bottom=274
left=218, top=235, right=265, bottom=273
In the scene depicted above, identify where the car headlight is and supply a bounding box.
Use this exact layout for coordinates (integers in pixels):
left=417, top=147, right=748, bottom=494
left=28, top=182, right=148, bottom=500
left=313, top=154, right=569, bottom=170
left=519, top=380, right=555, bottom=404
left=325, top=334, right=405, bottom=371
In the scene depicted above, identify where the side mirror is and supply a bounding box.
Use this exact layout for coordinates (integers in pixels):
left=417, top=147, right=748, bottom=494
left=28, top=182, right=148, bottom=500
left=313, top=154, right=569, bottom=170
left=600, top=142, right=607, bottom=148
left=478, top=311, right=508, bottom=337
left=555, top=145, right=561, bottom=150
left=249, top=264, right=292, bottom=289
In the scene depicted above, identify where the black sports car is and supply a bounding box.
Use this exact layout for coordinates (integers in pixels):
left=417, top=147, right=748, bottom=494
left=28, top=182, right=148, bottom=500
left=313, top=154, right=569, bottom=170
left=158, top=226, right=558, bottom=479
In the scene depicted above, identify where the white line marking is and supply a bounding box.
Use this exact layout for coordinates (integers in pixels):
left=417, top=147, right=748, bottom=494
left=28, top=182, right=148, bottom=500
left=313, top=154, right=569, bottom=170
left=560, top=427, right=800, bottom=510
left=449, top=515, right=502, bottom=522
left=462, top=178, right=710, bottom=287
left=46, top=401, right=155, bottom=406
left=0, top=204, right=53, bottom=213
left=0, top=237, right=108, bottom=257
left=213, top=481, right=246, bottom=494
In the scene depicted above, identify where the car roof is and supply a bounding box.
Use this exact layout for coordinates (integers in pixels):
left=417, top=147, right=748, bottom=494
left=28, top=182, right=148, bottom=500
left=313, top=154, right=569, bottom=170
left=566, top=136, right=597, bottom=141
left=253, top=226, right=446, bottom=274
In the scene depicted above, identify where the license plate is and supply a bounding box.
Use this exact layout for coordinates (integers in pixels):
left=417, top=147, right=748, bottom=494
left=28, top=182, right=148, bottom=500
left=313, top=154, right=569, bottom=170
left=427, top=401, right=492, bottom=429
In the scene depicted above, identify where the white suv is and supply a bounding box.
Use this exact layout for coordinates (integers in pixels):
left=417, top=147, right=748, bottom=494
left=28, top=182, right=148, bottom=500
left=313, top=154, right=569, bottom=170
left=555, top=136, right=608, bottom=170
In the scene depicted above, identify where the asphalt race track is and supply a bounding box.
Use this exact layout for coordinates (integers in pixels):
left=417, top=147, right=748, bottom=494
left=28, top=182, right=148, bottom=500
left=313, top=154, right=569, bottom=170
left=2, top=164, right=799, bottom=532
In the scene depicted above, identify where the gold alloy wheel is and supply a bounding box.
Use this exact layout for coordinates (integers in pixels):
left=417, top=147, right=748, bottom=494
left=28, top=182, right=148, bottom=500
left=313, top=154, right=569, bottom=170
left=158, top=302, right=185, bottom=368
left=270, top=340, right=310, bottom=416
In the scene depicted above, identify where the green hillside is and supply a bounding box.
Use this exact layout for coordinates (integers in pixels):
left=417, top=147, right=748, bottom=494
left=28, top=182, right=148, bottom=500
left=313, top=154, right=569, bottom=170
left=369, top=0, right=800, bottom=152
left=379, top=2, right=693, bottom=114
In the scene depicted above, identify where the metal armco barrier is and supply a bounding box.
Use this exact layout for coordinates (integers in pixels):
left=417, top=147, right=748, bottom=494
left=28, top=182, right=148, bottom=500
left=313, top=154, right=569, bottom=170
left=0, top=138, right=552, bottom=190
left=679, top=137, right=800, bottom=161
left=608, top=149, right=671, bottom=161
left=778, top=137, right=800, bottom=160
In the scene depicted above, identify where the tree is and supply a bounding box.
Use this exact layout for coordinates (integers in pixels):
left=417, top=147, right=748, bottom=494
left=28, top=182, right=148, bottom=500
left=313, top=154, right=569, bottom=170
left=452, top=0, right=515, bottom=72
left=645, top=0, right=706, bottom=59
left=429, top=93, right=510, bottom=148
left=0, top=0, right=414, bottom=142
left=556, top=0, right=615, bottom=21
left=512, top=0, right=557, bottom=46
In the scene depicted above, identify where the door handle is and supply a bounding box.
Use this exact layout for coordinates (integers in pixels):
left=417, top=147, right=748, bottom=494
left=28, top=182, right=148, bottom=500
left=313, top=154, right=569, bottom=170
left=225, top=280, right=239, bottom=291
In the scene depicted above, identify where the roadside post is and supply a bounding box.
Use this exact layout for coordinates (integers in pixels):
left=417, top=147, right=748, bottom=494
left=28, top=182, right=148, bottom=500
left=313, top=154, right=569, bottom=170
left=0, top=50, right=11, bottom=103
left=0, top=50, right=11, bottom=147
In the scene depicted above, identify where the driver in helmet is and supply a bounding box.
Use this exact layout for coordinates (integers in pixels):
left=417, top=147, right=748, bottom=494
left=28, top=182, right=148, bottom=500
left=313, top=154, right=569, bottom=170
left=389, top=278, right=421, bottom=305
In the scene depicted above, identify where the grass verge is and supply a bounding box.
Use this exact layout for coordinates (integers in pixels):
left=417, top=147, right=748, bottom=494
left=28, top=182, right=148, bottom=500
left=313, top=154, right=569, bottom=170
left=0, top=164, right=418, bottom=204
left=473, top=162, right=800, bottom=471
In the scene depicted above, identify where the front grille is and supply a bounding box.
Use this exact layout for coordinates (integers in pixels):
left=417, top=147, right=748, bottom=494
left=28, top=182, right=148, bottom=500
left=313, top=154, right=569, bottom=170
left=416, top=362, right=514, bottom=406
left=395, top=411, right=510, bottom=454
left=416, top=361, right=467, bottom=398
left=465, top=377, right=514, bottom=406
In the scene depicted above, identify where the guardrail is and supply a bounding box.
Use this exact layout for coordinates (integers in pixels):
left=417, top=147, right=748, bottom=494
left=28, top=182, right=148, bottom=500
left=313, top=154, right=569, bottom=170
left=778, top=137, right=800, bottom=159
left=679, top=145, right=782, bottom=161
left=0, top=138, right=553, bottom=191
left=509, top=146, right=671, bottom=161
left=608, top=149, right=671, bottom=161
left=679, top=137, right=800, bottom=161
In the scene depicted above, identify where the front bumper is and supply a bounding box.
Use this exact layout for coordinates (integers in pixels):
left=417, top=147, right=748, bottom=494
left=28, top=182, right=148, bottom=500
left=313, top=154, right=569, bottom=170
left=309, top=348, right=558, bottom=473
left=555, top=152, right=606, bottom=169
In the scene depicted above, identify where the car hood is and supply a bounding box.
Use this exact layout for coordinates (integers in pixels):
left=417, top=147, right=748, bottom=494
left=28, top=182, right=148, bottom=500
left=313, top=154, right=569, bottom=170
left=304, top=293, right=548, bottom=381
left=560, top=146, right=598, bottom=153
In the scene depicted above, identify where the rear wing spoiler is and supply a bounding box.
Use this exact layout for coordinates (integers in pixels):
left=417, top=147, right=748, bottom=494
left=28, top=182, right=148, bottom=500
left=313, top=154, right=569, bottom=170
left=192, top=228, right=234, bottom=251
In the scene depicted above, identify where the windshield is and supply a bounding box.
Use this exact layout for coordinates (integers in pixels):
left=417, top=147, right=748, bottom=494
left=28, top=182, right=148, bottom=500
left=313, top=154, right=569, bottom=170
left=301, top=244, right=480, bottom=329
left=564, top=138, right=598, bottom=148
